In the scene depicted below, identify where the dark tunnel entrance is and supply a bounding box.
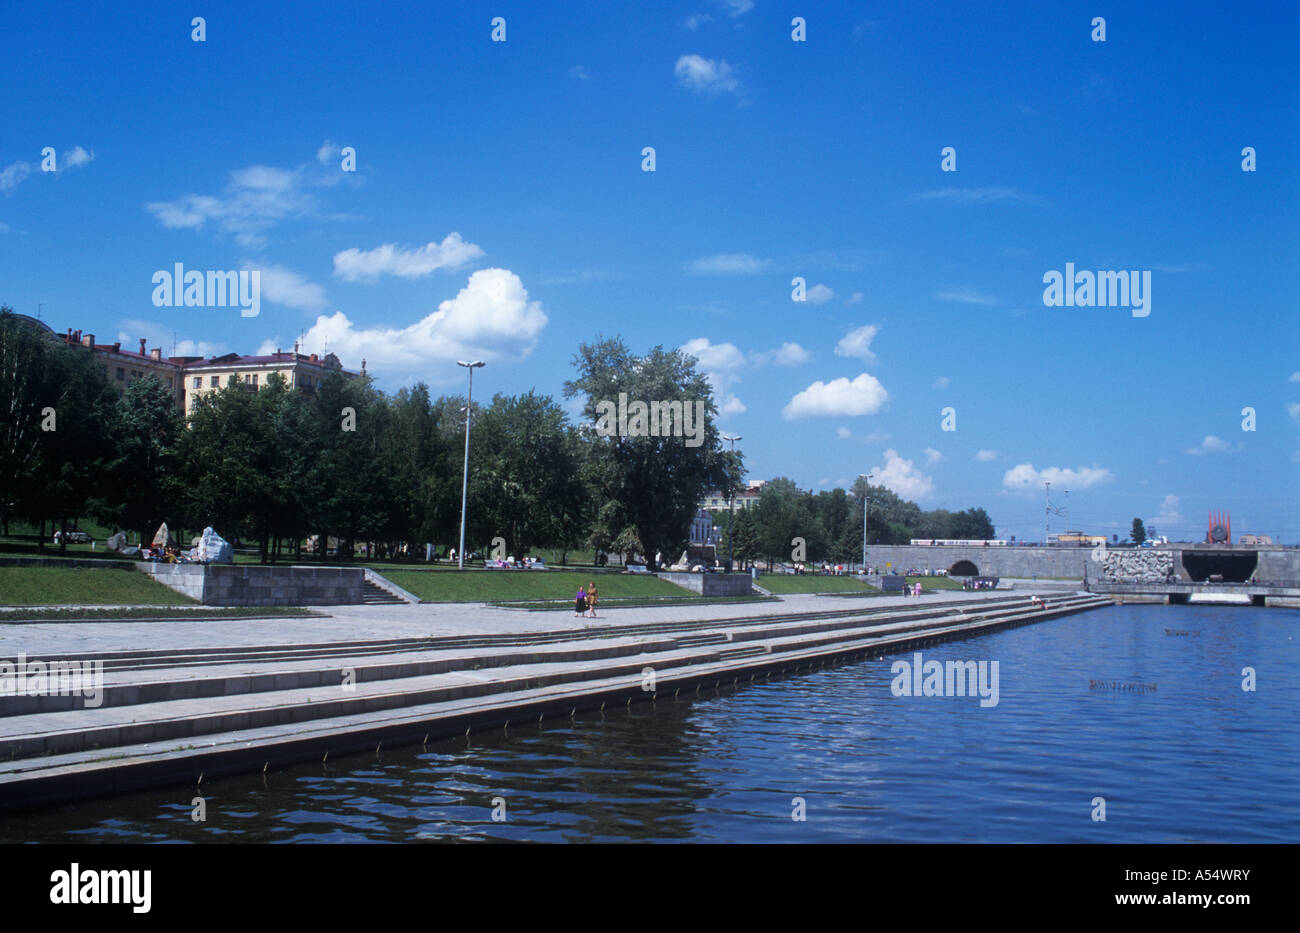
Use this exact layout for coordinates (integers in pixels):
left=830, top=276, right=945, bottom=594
left=1181, top=550, right=1258, bottom=583
left=950, top=560, right=979, bottom=577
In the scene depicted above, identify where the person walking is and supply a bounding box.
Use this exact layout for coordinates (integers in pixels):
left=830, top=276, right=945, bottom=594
left=586, top=582, right=599, bottom=618
left=574, top=585, right=588, bottom=618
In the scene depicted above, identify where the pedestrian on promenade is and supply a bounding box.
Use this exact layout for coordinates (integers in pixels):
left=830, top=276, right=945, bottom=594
left=575, top=585, right=588, bottom=617
left=586, top=582, right=599, bottom=618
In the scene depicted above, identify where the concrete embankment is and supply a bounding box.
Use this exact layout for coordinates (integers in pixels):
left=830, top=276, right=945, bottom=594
left=0, top=592, right=1109, bottom=813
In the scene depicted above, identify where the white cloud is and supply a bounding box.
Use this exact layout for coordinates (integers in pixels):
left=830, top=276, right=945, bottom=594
left=751, top=342, right=810, bottom=367
left=1288, top=402, right=1300, bottom=423
left=720, top=0, right=754, bottom=15
left=249, top=263, right=329, bottom=311
left=333, top=233, right=484, bottom=282
left=843, top=291, right=864, bottom=306
left=806, top=283, right=834, bottom=303
left=1153, top=494, right=1180, bottom=528
left=145, top=143, right=352, bottom=248
left=569, top=64, right=591, bottom=80
left=934, top=287, right=998, bottom=306
left=975, top=449, right=998, bottom=462
left=1289, top=371, right=1300, bottom=383
left=116, top=319, right=225, bottom=359
left=675, top=54, right=742, bottom=96
left=681, top=337, right=747, bottom=416
left=836, top=427, right=852, bottom=439
left=685, top=253, right=768, bottom=275
left=932, top=376, right=950, bottom=389
left=910, top=186, right=1046, bottom=206
left=783, top=373, right=889, bottom=419
left=871, top=449, right=935, bottom=500
left=269, top=268, right=546, bottom=383
left=1185, top=434, right=1231, bottom=456
left=1002, top=463, right=1114, bottom=492
left=1, top=146, right=95, bottom=193
left=924, top=447, right=943, bottom=465
left=834, top=324, right=879, bottom=363
left=684, top=14, right=712, bottom=30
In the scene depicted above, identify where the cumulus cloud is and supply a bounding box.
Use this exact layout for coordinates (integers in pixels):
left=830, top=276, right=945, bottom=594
left=834, top=324, right=879, bottom=363
left=806, top=283, right=834, bottom=303
left=116, top=319, right=225, bottom=359
left=1, top=145, right=95, bottom=193
left=1289, top=371, right=1300, bottom=383
left=261, top=268, right=546, bottom=383
left=333, top=233, right=484, bottom=282
left=975, top=449, right=998, bottom=462
left=844, top=291, right=864, bottom=305
left=837, top=427, right=852, bottom=439
left=681, top=337, right=747, bottom=416
left=932, top=376, right=950, bottom=389
left=685, top=253, right=768, bottom=275
left=1185, top=434, right=1231, bottom=456
left=783, top=373, right=889, bottom=419
left=1153, top=494, right=1180, bottom=528
left=1288, top=402, right=1300, bottom=423
left=871, top=449, right=935, bottom=500
left=1002, top=463, right=1114, bottom=492
left=720, top=0, right=754, bottom=15
left=248, top=263, right=329, bottom=311
left=751, top=342, right=810, bottom=367
left=675, top=54, right=742, bottom=95
left=924, top=447, right=943, bottom=465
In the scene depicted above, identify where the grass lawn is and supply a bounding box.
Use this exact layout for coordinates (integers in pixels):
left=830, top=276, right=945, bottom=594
left=0, top=566, right=196, bottom=606
left=758, top=574, right=882, bottom=595
left=377, top=568, right=694, bottom=603
left=906, top=575, right=963, bottom=591
left=0, top=606, right=318, bottom=622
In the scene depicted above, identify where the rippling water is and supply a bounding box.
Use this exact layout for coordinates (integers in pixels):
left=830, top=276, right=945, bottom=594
left=2, top=604, right=1296, bottom=843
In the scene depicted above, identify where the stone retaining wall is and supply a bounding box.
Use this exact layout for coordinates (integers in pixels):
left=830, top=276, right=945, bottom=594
left=1096, top=549, right=1174, bottom=583
left=139, top=563, right=364, bottom=606
left=655, top=572, right=754, bottom=597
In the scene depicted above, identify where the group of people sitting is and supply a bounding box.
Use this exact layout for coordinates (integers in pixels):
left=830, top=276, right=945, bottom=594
left=140, top=543, right=188, bottom=563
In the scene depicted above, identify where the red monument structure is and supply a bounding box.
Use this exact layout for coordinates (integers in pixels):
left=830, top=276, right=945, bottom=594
left=1206, top=510, right=1231, bottom=544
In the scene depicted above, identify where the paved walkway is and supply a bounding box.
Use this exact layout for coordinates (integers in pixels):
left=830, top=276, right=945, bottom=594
left=0, top=591, right=1068, bottom=657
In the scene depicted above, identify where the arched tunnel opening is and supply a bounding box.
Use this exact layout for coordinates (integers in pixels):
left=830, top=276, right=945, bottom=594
left=950, top=560, right=979, bottom=577
left=1181, top=550, right=1258, bottom=583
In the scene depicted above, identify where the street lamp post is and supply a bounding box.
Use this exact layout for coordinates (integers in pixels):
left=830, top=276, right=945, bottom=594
left=456, top=360, right=485, bottom=570
left=723, top=434, right=742, bottom=573
left=860, top=473, right=873, bottom=573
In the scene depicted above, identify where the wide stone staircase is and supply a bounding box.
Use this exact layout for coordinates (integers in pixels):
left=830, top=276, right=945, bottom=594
left=0, top=593, right=1109, bottom=812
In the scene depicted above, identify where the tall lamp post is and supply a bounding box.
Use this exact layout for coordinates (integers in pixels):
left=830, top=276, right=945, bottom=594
left=456, top=360, right=485, bottom=569
left=723, top=434, right=742, bottom=572
left=860, top=473, right=873, bottom=573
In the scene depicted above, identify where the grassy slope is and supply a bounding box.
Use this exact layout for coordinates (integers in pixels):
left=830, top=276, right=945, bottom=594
left=378, top=569, right=693, bottom=603
left=758, top=575, right=881, bottom=594
left=905, top=575, right=963, bottom=590
left=0, top=566, right=197, bottom=606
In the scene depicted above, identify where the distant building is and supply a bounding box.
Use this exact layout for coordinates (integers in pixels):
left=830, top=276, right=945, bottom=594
left=689, top=509, right=720, bottom=547
left=1239, top=534, right=1272, bottom=546
left=701, top=480, right=765, bottom=512
left=1049, top=531, right=1108, bottom=547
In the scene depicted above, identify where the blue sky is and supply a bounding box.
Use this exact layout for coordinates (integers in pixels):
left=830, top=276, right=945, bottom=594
left=2, top=0, right=1297, bottom=542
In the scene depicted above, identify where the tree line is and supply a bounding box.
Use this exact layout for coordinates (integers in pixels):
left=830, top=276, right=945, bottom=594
left=1, top=311, right=742, bottom=569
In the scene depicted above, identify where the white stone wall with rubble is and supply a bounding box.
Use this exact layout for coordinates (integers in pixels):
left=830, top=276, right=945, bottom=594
left=1096, top=549, right=1173, bottom=583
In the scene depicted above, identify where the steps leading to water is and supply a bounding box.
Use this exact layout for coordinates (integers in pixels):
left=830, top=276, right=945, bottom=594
left=0, top=594, right=1110, bottom=812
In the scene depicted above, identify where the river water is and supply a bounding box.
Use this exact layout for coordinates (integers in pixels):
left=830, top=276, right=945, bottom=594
left=1, top=604, right=1295, bottom=843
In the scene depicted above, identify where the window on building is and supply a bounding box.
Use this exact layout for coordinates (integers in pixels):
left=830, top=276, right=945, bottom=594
left=251, top=374, right=259, bottom=386
left=116, top=368, right=125, bottom=381
left=193, top=376, right=201, bottom=389
left=211, top=375, right=220, bottom=387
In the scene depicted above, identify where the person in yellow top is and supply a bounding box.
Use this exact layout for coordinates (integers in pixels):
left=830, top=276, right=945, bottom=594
left=585, top=582, right=598, bottom=618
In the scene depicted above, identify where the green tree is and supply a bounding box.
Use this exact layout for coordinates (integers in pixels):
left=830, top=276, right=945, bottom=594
left=101, top=374, right=184, bottom=545
left=1131, top=517, right=1146, bottom=546
left=563, top=338, right=737, bottom=571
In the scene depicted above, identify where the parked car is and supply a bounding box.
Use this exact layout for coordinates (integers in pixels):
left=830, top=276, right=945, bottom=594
left=52, top=530, right=92, bottom=544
